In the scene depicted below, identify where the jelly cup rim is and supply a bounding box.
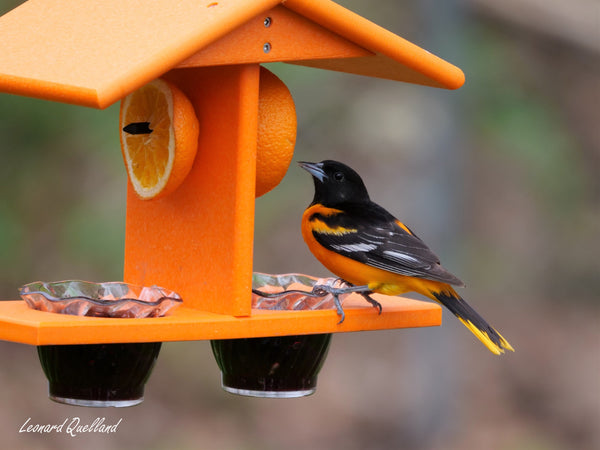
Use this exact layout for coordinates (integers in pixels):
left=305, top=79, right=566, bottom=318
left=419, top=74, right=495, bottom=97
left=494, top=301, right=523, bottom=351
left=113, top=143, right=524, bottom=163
left=252, top=272, right=327, bottom=289
left=18, top=280, right=183, bottom=307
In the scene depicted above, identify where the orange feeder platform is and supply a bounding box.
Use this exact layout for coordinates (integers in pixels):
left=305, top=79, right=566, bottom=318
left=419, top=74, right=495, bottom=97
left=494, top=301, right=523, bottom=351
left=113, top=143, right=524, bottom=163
left=0, top=0, right=464, bottom=346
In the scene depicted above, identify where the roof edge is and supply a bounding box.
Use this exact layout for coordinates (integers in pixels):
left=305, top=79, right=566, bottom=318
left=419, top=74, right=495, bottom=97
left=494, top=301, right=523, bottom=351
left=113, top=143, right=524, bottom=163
left=0, top=73, right=101, bottom=108
left=282, top=0, right=465, bottom=89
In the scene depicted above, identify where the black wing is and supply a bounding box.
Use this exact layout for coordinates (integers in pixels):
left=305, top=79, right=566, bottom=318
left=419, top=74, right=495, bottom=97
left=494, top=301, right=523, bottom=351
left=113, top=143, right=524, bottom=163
left=311, top=203, right=464, bottom=286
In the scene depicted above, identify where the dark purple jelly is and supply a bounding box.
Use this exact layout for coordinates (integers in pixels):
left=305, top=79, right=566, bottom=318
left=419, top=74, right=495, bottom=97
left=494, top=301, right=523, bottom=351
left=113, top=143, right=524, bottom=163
left=37, top=342, right=161, bottom=407
left=211, top=334, right=332, bottom=397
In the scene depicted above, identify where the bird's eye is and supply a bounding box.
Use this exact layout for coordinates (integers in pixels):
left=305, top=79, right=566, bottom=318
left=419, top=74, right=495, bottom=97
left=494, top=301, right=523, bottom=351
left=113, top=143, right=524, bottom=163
left=333, top=172, right=345, bottom=182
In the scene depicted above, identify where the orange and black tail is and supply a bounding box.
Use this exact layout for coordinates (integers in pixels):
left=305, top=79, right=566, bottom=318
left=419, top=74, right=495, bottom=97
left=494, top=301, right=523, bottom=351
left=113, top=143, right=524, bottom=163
left=430, top=288, right=514, bottom=355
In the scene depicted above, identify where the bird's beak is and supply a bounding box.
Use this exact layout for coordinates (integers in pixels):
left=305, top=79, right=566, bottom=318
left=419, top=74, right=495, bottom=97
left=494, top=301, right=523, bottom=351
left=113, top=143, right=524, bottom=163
left=298, top=161, right=327, bottom=182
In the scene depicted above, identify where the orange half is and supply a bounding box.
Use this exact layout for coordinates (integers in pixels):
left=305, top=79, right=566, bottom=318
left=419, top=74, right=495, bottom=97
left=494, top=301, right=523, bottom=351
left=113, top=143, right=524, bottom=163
left=120, top=78, right=199, bottom=200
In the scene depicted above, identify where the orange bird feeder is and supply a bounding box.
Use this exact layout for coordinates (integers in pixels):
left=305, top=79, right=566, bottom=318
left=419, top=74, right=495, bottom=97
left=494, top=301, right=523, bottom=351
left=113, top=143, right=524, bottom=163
left=0, top=0, right=465, bottom=346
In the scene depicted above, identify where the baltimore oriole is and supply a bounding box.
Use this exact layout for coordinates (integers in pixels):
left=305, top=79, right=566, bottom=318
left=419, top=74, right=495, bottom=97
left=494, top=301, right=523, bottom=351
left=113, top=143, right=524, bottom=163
left=299, top=160, right=514, bottom=355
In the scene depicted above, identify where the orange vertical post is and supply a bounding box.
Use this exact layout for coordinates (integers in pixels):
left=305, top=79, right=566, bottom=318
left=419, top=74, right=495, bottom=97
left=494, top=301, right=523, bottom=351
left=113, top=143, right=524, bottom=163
left=123, top=64, right=260, bottom=316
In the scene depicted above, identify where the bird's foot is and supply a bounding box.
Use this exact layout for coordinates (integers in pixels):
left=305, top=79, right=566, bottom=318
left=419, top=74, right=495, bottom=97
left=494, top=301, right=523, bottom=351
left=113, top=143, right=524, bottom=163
left=359, top=292, right=383, bottom=315
left=332, top=293, right=345, bottom=324
left=311, top=280, right=382, bottom=323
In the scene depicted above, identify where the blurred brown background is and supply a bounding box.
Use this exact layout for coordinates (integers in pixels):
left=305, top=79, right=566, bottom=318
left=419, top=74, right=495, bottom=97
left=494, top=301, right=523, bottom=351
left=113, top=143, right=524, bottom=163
left=0, top=0, right=598, bottom=449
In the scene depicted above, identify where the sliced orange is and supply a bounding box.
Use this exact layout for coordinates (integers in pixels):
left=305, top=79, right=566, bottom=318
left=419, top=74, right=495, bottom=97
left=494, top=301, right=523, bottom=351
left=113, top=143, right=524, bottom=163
left=255, top=67, right=297, bottom=197
left=119, top=78, right=199, bottom=200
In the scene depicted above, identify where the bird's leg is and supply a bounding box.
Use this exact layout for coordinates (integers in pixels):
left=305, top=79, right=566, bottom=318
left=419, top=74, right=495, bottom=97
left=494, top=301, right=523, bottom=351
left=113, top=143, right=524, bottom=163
left=311, top=279, right=382, bottom=323
left=336, top=283, right=383, bottom=315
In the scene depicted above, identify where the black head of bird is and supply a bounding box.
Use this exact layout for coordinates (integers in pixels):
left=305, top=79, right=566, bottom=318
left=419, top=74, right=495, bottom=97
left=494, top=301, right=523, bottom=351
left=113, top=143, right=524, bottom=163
left=298, top=160, right=370, bottom=207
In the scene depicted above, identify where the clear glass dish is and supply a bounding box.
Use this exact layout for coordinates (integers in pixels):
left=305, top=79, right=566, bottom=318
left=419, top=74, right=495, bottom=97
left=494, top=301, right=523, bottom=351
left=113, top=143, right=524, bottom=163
left=19, top=280, right=182, bottom=318
left=251, top=272, right=348, bottom=311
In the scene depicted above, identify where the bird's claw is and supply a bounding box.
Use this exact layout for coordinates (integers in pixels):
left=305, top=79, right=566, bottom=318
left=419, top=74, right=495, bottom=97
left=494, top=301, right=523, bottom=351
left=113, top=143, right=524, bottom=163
left=311, top=280, right=382, bottom=323
left=333, top=293, right=345, bottom=324
left=360, top=292, right=383, bottom=315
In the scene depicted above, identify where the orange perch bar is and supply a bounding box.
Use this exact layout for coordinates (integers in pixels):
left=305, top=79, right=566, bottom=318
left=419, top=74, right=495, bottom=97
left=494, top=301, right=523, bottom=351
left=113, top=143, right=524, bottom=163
left=0, top=294, right=441, bottom=345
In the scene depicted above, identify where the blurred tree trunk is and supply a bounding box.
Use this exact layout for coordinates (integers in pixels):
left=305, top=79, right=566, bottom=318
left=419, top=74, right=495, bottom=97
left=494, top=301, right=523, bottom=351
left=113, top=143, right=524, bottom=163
left=469, top=0, right=600, bottom=54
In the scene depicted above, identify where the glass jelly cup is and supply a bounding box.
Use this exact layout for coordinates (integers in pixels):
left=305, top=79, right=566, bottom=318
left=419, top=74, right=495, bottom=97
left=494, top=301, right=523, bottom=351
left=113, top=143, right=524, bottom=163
left=19, top=280, right=182, bottom=407
left=211, top=334, right=331, bottom=398
left=211, top=273, right=344, bottom=398
left=37, top=342, right=162, bottom=407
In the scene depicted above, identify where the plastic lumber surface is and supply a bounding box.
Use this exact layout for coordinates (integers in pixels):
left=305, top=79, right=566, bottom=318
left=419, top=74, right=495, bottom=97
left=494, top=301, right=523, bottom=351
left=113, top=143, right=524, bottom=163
left=0, top=0, right=463, bottom=108
left=0, top=294, right=441, bottom=345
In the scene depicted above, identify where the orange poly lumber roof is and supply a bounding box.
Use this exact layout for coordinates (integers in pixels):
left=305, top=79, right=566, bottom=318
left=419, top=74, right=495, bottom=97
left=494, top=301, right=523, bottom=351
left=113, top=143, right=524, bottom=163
left=0, top=0, right=281, bottom=108
left=282, top=0, right=465, bottom=88
left=0, top=0, right=464, bottom=109
left=176, top=5, right=374, bottom=68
